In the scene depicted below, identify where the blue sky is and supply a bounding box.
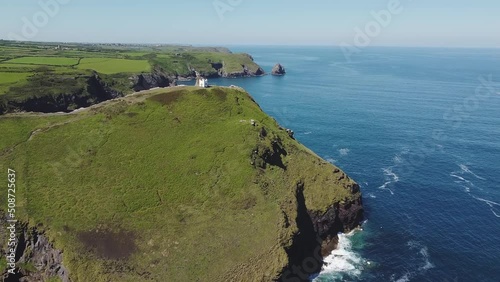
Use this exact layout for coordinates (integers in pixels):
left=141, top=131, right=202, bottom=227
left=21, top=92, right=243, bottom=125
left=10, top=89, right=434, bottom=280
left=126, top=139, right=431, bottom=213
left=2, top=0, right=499, bottom=47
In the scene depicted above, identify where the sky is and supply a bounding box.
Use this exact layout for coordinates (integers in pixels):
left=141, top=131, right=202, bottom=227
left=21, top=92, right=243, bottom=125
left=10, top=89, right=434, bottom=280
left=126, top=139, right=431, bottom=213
left=1, top=0, right=500, bottom=48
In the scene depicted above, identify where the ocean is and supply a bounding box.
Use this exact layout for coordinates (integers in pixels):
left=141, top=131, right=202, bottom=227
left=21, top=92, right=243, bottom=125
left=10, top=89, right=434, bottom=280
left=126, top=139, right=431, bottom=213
left=188, top=46, right=500, bottom=281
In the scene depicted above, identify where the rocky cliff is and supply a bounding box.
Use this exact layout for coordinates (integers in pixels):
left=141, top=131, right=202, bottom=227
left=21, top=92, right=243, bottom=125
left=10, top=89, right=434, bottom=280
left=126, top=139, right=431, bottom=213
left=0, top=73, right=123, bottom=114
left=130, top=72, right=177, bottom=92
left=218, top=64, right=266, bottom=78
left=0, top=216, right=70, bottom=282
left=186, top=62, right=265, bottom=79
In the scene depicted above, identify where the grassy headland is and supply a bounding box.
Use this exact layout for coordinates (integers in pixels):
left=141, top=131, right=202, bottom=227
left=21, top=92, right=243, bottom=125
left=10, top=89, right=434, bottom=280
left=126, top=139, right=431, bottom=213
left=0, top=86, right=362, bottom=281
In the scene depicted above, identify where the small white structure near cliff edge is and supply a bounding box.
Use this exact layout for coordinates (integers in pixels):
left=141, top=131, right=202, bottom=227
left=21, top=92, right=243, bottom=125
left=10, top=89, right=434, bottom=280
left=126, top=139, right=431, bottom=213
left=195, top=71, right=208, bottom=88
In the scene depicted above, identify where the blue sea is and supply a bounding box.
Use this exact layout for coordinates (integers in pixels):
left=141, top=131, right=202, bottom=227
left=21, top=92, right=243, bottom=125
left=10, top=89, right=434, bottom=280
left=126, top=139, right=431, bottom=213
left=190, top=46, right=500, bottom=281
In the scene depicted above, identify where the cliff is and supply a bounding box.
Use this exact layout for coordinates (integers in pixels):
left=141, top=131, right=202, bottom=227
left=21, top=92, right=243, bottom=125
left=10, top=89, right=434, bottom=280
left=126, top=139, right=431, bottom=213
left=0, top=73, right=124, bottom=114
left=0, top=86, right=362, bottom=281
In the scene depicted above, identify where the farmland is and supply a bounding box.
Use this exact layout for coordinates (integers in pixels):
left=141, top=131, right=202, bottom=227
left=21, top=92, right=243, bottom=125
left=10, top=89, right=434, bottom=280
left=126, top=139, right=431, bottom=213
left=77, top=58, right=151, bottom=74
left=0, top=72, right=30, bottom=94
left=5, top=56, right=79, bottom=66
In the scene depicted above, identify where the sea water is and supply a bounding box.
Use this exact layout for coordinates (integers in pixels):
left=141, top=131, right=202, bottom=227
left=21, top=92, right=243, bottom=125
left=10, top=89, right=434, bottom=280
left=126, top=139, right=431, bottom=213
left=190, top=46, right=500, bottom=281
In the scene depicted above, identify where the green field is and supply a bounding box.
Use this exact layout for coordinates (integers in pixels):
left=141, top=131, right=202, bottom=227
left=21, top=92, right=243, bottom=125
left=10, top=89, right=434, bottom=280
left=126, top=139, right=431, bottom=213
left=0, top=72, right=31, bottom=84
left=0, top=72, right=31, bottom=94
left=77, top=58, right=151, bottom=74
left=5, top=56, right=79, bottom=66
left=0, top=86, right=360, bottom=281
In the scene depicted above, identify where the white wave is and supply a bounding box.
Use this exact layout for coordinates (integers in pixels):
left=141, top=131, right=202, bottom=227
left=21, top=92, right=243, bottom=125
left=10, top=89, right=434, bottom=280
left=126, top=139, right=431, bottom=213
left=384, top=168, right=400, bottom=182
left=391, top=241, right=434, bottom=281
left=407, top=241, right=435, bottom=271
left=368, top=193, right=377, bottom=199
left=314, top=232, right=367, bottom=281
left=473, top=197, right=500, bottom=207
left=450, top=173, right=474, bottom=186
left=325, top=157, right=337, bottom=164
left=379, top=182, right=395, bottom=195
left=492, top=210, right=500, bottom=218
left=303, top=131, right=312, bottom=135
left=418, top=247, right=434, bottom=271
left=472, top=196, right=500, bottom=218
left=378, top=167, right=399, bottom=195
left=393, top=155, right=403, bottom=164
left=459, top=164, right=486, bottom=180
left=461, top=186, right=471, bottom=193
left=392, top=272, right=411, bottom=282
left=339, top=148, right=350, bottom=156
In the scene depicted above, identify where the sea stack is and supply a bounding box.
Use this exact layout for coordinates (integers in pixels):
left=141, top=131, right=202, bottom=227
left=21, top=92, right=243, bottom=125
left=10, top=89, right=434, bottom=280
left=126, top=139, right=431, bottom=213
left=271, top=63, right=286, bottom=75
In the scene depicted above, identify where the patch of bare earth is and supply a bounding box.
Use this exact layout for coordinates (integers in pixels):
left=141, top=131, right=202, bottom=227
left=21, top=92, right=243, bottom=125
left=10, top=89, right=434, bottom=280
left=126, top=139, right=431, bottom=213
left=77, top=229, right=137, bottom=260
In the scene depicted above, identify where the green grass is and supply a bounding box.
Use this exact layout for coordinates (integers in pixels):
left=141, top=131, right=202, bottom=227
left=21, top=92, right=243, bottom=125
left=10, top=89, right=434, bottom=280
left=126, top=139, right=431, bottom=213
left=5, top=56, right=79, bottom=66
left=0, top=87, right=358, bottom=281
left=0, top=72, right=31, bottom=84
left=77, top=58, right=151, bottom=74
left=152, top=52, right=261, bottom=76
left=0, top=63, right=49, bottom=70
left=0, top=72, right=31, bottom=94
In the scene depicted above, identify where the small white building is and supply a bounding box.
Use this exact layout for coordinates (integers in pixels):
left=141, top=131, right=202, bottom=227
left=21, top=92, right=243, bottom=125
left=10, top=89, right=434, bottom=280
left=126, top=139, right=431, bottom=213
left=195, top=71, right=208, bottom=88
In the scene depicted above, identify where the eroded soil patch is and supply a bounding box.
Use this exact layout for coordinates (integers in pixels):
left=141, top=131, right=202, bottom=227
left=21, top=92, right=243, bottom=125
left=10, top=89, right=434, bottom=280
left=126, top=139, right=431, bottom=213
left=77, top=229, right=137, bottom=260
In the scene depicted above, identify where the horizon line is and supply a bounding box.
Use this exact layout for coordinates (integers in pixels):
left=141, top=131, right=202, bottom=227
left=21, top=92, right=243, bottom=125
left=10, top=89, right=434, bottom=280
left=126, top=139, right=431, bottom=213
left=2, top=39, right=499, bottom=50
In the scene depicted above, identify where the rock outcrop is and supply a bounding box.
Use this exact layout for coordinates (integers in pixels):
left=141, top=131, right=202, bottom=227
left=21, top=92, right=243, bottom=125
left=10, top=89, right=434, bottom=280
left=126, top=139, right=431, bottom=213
left=130, top=72, right=177, bottom=92
left=219, top=65, right=266, bottom=78
left=310, top=195, right=363, bottom=256
left=0, top=74, right=123, bottom=114
left=278, top=181, right=363, bottom=281
left=272, top=63, right=286, bottom=76
left=0, top=217, right=70, bottom=282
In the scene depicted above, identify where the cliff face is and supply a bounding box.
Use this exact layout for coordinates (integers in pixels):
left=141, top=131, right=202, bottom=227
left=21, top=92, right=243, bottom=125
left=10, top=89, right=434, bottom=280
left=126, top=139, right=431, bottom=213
left=0, top=216, right=70, bottom=282
left=218, top=64, right=266, bottom=78
left=184, top=63, right=265, bottom=79
left=277, top=172, right=363, bottom=281
left=0, top=74, right=123, bottom=114
left=0, top=86, right=362, bottom=281
left=130, top=72, right=177, bottom=91
left=0, top=66, right=264, bottom=115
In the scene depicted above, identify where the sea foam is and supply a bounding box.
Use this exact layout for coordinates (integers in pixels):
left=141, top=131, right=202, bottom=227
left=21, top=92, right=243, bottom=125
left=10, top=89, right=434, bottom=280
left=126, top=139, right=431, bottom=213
left=391, top=241, right=434, bottom=282
left=378, top=167, right=400, bottom=195
left=314, top=232, right=367, bottom=281
left=339, top=148, right=350, bottom=156
left=458, top=164, right=486, bottom=180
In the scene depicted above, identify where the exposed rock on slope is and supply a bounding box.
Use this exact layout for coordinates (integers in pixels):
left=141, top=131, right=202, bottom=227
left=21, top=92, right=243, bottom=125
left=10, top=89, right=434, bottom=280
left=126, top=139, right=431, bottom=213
left=0, top=216, right=70, bottom=282
left=130, top=72, right=177, bottom=91
left=0, top=73, right=123, bottom=114
left=219, top=64, right=266, bottom=78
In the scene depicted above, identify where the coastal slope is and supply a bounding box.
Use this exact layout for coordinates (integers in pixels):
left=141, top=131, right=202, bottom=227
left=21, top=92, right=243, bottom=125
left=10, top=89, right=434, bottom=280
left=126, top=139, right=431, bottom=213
left=0, top=86, right=362, bottom=281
